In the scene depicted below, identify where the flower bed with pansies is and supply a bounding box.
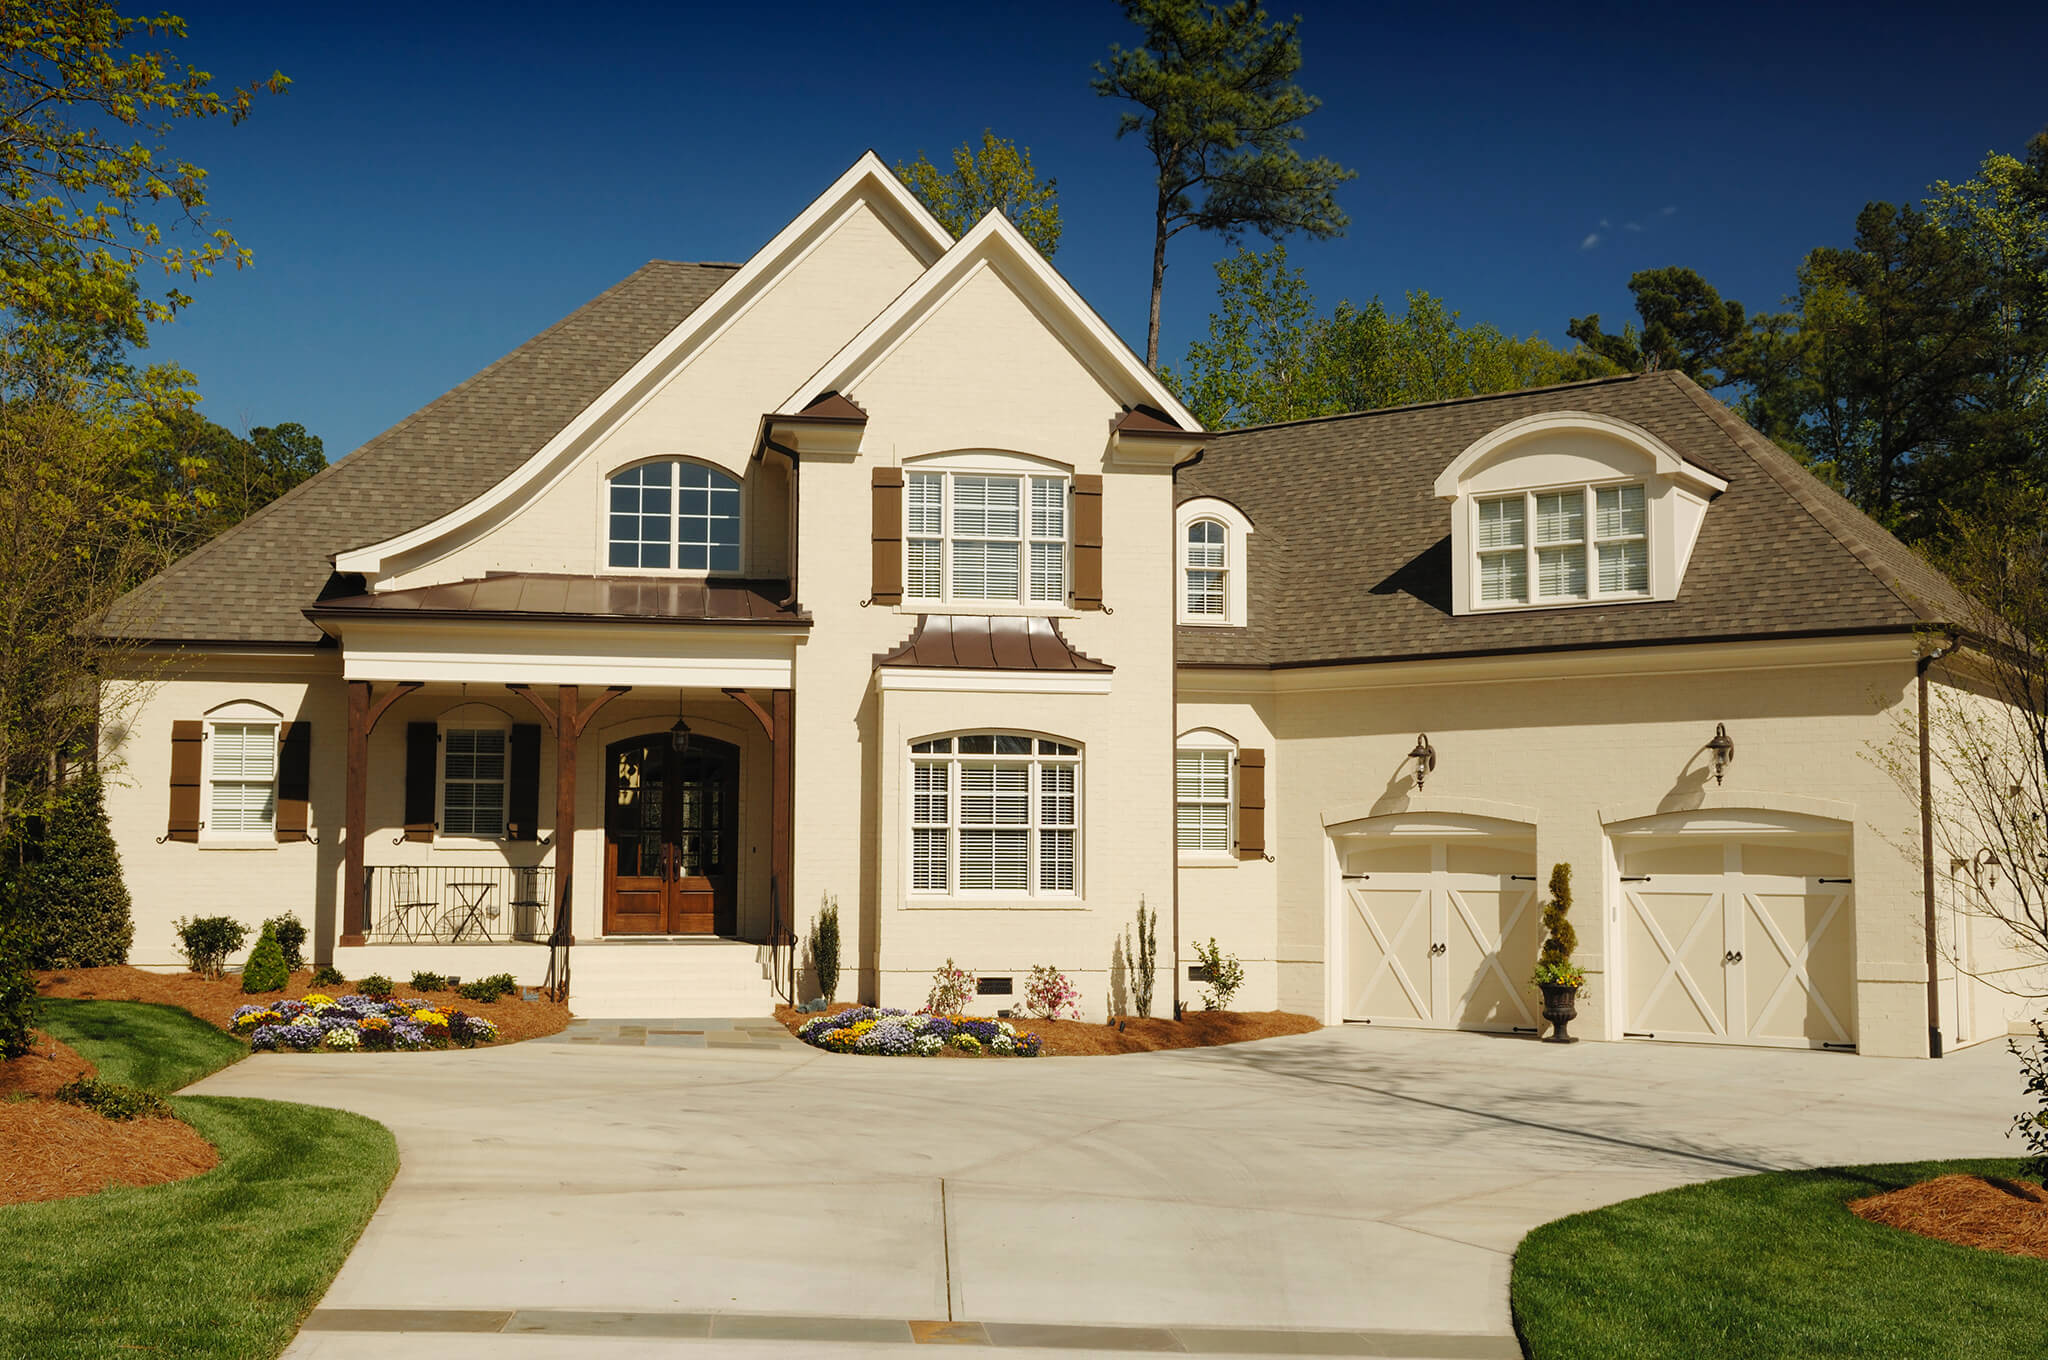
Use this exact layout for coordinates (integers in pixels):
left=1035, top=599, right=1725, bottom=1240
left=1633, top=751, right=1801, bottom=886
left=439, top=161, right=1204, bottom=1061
left=796, top=1007, right=1042, bottom=1057
left=231, top=993, right=500, bottom=1052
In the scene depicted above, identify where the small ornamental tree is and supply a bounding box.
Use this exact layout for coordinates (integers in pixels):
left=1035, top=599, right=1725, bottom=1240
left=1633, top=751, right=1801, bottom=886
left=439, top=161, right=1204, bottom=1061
left=17, top=774, right=133, bottom=968
left=1128, top=898, right=1158, bottom=1018
left=1193, top=938, right=1244, bottom=1011
left=1024, top=964, right=1081, bottom=1020
left=1531, top=862, right=1584, bottom=989
left=174, top=915, right=247, bottom=979
left=925, top=958, right=976, bottom=1014
left=264, top=912, right=307, bottom=974
left=240, top=923, right=288, bottom=993
left=2012, top=1021, right=2048, bottom=1186
left=809, top=894, right=841, bottom=1003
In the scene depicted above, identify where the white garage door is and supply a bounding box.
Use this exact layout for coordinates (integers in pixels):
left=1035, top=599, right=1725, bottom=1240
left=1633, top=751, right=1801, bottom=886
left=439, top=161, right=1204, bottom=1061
left=1614, top=816, right=1856, bottom=1050
left=1336, top=816, right=1541, bottom=1033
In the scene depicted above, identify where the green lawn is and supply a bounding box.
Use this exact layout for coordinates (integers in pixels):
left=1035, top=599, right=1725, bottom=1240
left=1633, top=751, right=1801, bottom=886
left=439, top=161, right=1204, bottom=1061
left=1513, top=1158, right=2045, bottom=1360
left=1, top=1000, right=399, bottom=1360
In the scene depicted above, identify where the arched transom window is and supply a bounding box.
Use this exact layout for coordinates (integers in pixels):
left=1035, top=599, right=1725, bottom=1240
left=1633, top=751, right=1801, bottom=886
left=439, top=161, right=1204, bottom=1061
left=608, top=460, right=741, bottom=572
left=910, top=734, right=1080, bottom=897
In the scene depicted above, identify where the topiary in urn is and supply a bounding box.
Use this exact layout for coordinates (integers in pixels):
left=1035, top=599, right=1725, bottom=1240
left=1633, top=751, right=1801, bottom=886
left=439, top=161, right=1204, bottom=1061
left=1530, top=862, right=1584, bottom=1043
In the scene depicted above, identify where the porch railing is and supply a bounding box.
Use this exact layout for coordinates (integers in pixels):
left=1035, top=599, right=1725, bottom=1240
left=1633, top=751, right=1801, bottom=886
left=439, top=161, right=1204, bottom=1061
left=363, top=865, right=554, bottom=944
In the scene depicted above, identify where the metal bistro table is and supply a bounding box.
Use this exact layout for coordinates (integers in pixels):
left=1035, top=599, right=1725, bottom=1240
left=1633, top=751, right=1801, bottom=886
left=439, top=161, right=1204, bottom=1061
left=444, top=880, right=500, bottom=942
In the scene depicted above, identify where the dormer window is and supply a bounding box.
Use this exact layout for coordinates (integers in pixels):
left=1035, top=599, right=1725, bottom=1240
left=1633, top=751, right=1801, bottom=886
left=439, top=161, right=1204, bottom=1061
left=1175, top=497, right=1253, bottom=626
left=608, top=460, right=741, bottom=572
left=1185, top=520, right=1227, bottom=616
left=1436, top=412, right=1726, bottom=615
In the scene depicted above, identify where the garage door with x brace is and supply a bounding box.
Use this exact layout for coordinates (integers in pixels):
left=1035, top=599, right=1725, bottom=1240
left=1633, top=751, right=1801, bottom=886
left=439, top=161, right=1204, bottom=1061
left=1335, top=816, right=1542, bottom=1033
left=1613, top=814, right=1857, bottom=1051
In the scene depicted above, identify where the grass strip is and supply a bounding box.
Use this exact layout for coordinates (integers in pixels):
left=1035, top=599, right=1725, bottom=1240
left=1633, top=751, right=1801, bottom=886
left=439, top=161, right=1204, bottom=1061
left=1512, top=1158, right=2044, bottom=1360
left=35, top=996, right=247, bottom=1092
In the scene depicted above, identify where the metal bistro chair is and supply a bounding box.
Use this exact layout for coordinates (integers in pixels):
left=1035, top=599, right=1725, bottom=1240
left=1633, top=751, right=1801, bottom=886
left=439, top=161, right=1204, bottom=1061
left=508, top=867, right=546, bottom=941
left=386, top=867, right=437, bottom=943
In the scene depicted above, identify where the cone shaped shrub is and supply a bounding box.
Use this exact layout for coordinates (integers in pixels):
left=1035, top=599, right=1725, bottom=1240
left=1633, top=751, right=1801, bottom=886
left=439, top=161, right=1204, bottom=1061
left=16, top=774, right=133, bottom=968
left=1531, top=862, right=1583, bottom=988
left=241, top=924, right=290, bottom=993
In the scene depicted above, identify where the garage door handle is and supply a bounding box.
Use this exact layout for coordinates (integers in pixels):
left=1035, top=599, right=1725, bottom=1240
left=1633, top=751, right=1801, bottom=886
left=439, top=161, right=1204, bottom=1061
left=1429, top=942, right=1446, bottom=956
left=1819, top=877, right=1852, bottom=884
left=1621, top=875, right=1651, bottom=882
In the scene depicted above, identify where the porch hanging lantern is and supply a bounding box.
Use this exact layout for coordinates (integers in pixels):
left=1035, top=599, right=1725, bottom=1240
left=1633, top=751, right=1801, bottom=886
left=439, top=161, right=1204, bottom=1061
left=1408, top=734, right=1437, bottom=790
left=669, top=708, right=693, bottom=755
left=1707, top=722, right=1735, bottom=784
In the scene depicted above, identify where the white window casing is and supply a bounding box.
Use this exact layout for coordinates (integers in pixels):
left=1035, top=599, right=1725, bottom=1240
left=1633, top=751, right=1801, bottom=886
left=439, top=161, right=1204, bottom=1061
left=204, top=719, right=279, bottom=844
left=440, top=723, right=510, bottom=841
left=605, top=458, right=743, bottom=575
left=909, top=734, right=1081, bottom=900
left=1175, top=727, right=1240, bottom=863
left=904, top=462, right=1070, bottom=609
left=1175, top=498, right=1254, bottom=626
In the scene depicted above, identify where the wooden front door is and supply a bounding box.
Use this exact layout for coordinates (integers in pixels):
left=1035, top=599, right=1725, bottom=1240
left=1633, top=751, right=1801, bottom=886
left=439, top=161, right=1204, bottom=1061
left=603, top=734, right=738, bottom=935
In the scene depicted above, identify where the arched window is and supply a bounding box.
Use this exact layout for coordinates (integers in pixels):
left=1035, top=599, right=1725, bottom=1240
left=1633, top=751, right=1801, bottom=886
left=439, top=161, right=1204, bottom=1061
left=909, top=733, right=1080, bottom=897
left=608, top=460, right=742, bottom=572
left=1185, top=519, right=1226, bottom=617
left=1176, top=498, right=1252, bottom=626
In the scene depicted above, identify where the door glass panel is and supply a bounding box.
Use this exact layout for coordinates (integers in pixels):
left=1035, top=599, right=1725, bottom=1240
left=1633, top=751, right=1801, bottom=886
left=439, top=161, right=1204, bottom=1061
left=612, top=743, right=665, bottom=878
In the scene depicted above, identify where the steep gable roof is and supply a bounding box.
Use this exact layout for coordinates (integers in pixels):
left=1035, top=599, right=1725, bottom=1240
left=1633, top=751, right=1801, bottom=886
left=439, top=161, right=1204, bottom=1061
left=105, top=261, right=737, bottom=645
left=1176, top=370, right=1972, bottom=669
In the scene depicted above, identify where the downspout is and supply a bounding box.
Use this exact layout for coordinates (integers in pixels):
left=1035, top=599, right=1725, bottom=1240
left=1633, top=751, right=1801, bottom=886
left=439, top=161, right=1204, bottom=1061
left=1918, top=633, right=1961, bottom=1059
left=1168, top=443, right=1209, bottom=1021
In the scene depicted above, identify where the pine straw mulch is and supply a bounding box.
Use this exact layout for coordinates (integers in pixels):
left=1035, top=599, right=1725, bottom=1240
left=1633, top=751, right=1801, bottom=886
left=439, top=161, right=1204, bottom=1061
left=1, top=1031, right=220, bottom=1207
left=775, top=1003, right=1320, bottom=1056
left=34, top=965, right=572, bottom=1045
left=1850, top=1173, right=2048, bottom=1261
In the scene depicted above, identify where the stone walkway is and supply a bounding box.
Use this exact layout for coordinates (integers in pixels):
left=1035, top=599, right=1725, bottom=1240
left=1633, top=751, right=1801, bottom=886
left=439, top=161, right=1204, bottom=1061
left=530, top=1017, right=803, bottom=1051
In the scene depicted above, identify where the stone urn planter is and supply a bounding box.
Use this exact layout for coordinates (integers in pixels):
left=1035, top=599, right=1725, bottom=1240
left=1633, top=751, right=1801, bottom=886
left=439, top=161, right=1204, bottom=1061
left=1538, top=982, right=1581, bottom=1044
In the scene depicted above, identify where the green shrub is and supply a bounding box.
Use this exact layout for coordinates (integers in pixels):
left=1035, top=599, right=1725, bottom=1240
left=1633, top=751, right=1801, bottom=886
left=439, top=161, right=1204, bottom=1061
left=14, top=775, right=133, bottom=968
left=2011, top=1020, right=2048, bottom=1184
left=809, top=894, right=841, bottom=1002
left=240, top=925, right=289, bottom=994
left=455, top=973, right=516, bottom=1003
left=1127, top=898, right=1157, bottom=1018
left=1193, top=938, right=1244, bottom=1011
left=409, top=971, right=449, bottom=992
left=264, top=913, right=308, bottom=974
left=309, top=964, right=344, bottom=988
left=1531, top=862, right=1584, bottom=989
left=173, top=916, right=248, bottom=979
left=54, top=1075, right=173, bottom=1121
left=358, top=974, right=394, bottom=1000
left=0, top=893, right=36, bottom=1060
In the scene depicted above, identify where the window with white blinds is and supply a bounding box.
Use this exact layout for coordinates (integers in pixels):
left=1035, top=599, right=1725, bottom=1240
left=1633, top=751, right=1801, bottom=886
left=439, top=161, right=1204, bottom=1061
left=904, top=470, right=1069, bottom=605
left=1184, top=519, right=1226, bottom=616
left=1175, top=748, right=1232, bottom=855
left=207, top=721, right=278, bottom=835
left=909, top=734, right=1080, bottom=897
left=442, top=728, right=508, bottom=838
left=1473, top=482, right=1649, bottom=607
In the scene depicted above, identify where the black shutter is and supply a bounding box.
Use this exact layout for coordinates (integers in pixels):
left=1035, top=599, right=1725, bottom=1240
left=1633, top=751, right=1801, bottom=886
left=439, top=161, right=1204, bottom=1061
left=275, top=722, right=312, bottom=842
left=507, top=723, right=541, bottom=841
left=403, top=721, right=437, bottom=841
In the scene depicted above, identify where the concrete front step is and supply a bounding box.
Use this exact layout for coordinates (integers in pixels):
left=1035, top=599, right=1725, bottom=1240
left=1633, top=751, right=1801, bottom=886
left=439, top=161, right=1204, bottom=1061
left=566, top=939, right=780, bottom=1018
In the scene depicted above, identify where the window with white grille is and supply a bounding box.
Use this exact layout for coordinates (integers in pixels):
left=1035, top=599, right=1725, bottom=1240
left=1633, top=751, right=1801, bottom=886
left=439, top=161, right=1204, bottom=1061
left=607, top=460, right=742, bottom=572
left=909, top=734, right=1081, bottom=897
left=904, top=470, right=1069, bottom=606
left=1184, top=519, right=1226, bottom=617
left=1473, top=482, right=1648, bottom=607
left=442, top=728, right=508, bottom=838
left=1175, top=747, right=1232, bottom=855
left=207, top=721, right=277, bottom=836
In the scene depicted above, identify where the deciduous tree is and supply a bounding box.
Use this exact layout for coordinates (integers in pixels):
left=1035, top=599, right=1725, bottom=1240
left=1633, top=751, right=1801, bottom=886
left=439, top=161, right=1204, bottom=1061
left=897, top=131, right=1061, bottom=256
left=1093, top=0, right=1354, bottom=368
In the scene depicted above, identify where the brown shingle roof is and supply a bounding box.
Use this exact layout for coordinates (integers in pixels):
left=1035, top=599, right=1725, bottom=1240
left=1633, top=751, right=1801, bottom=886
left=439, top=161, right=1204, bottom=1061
left=1175, top=371, right=1970, bottom=669
left=876, top=615, right=1112, bottom=672
left=306, top=574, right=808, bottom=628
left=104, top=261, right=740, bottom=645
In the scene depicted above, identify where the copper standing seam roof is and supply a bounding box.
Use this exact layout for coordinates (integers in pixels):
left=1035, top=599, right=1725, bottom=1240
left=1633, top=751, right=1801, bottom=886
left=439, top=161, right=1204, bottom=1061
left=876, top=614, right=1113, bottom=671
left=305, top=575, right=810, bottom=627
left=791, top=390, right=869, bottom=423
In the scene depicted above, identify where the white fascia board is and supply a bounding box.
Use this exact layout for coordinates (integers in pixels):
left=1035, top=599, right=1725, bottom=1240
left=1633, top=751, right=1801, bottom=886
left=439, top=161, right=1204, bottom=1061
left=334, top=153, right=951, bottom=576
left=874, top=666, right=1112, bottom=695
left=777, top=210, right=1200, bottom=432
left=1432, top=410, right=1730, bottom=500
left=339, top=618, right=800, bottom=689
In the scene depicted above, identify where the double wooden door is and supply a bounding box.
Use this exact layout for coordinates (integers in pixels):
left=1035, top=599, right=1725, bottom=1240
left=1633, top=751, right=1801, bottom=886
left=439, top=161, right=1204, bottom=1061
left=604, top=733, right=737, bottom=935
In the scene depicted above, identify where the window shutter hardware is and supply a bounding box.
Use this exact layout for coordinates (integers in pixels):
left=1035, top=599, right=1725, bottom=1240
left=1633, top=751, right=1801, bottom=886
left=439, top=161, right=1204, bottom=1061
left=1235, top=747, right=1266, bottom=861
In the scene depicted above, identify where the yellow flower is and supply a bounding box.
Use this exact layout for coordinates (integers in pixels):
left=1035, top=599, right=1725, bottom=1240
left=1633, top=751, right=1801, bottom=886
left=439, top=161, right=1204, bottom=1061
left=301, top=993, right=336, bottom=1008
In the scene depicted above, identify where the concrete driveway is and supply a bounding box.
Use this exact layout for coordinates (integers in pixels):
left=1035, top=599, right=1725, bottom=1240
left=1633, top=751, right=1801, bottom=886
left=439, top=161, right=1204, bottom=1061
left=188, top=1023, right=2020, bottom=1359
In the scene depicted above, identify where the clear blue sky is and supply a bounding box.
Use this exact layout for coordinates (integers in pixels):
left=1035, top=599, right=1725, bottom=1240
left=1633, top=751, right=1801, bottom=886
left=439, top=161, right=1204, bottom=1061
left=152, top=0, right=2046, bottom=456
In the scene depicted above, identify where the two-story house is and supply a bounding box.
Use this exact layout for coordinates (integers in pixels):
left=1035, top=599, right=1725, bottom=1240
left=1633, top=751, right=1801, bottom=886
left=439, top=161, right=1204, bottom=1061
left=97, top=154, right=2039, bottom=1057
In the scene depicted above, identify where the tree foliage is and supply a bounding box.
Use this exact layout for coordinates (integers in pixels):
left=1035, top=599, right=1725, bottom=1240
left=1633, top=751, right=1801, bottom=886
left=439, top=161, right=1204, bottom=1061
left=1093, top=0, right=1355, bottom=367
left=1171, top=244, right=1611, bottom=428
left=897, top=131, right=1061, bottom=256
left=1568, top=267, right=1749, bottom=387
left=9, top=772, right=132, bottom=968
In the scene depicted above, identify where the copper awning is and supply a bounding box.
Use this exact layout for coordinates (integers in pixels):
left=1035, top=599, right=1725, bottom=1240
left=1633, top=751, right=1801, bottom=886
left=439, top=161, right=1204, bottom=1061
left=876, top=614, right=1112, bottom=671
left=306, top=574, right=810, bottom=628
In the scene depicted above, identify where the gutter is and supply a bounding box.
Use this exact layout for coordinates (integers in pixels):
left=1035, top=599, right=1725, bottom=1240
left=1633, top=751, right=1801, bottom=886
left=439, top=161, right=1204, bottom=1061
left=1918, top=633, right=1962, bottom=1059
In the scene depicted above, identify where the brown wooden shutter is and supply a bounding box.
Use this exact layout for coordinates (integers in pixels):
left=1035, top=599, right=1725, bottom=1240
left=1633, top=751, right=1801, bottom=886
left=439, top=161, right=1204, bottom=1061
left=275, top=722, right=312, bottom=843
left=1072, top=474, right=1104, bottom=610
left=167, top=720, right=203, bottom=843
left=1236, top=747, right=1266, bottom=861
left=506, top=723, right=541, bottom=841
left=403, top=721, right=438, bottom=841
left=871, top=466, right=904, bottom=605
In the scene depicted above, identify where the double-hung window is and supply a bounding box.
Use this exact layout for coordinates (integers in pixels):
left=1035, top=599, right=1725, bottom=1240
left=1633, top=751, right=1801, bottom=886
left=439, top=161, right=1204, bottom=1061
left=904, top=470, right=1069, bottom=606
left=1473, top=482, right=1648, bottom=607
left=909, top=735, right=1080, bottom=897
left=207, top=721, right=278, bottom=837
left=442, top=728, right=508, bottom=838
left=1184, top=520, right=1226, bottom=617
left=608, top=460, right=742, bottom=572
left=1174, top=748, right=1232, bottom=855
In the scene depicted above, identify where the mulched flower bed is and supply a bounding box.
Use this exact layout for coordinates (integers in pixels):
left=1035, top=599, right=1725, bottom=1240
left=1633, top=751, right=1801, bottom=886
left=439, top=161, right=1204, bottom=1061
left=233, top=994, right=498, bottom=1050
left=778, top=1004, right=1320, bottom=1056
left=793, top=1006, right=1044, bottom=1056
left=36, top=966, right=570, bottom=1045
left=1850, top=1173, right=2048, bottom=1261
left=0, top=1032, right=220, bottom=1207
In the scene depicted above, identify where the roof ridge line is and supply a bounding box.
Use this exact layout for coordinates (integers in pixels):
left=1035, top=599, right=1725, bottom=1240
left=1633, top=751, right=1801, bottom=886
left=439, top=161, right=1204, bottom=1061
left=1208, top=372, right=1644, bottom=437
left=1665, top=371, right=1946, bottom=625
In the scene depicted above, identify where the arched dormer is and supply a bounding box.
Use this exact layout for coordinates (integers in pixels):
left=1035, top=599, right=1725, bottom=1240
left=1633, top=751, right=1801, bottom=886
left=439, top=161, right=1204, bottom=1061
left=605, top=457, right=743, bottom=574
left=1175, top=497, right=1254, bottom=627
left=1433, top=411, right=1727, bottom=615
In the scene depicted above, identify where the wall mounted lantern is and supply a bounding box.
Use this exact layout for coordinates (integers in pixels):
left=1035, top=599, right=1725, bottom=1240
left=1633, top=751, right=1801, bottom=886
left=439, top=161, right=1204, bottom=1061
left=1707, top=722, right=1735, bottom=785
left=1408, top=734, right=1437, bottom=790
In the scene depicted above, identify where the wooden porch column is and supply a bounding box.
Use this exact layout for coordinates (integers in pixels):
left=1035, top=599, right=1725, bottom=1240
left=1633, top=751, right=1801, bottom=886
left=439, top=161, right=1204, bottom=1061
left=509, top=683, right=628, bottom=944
left=341, top=679, right=422, bottom=947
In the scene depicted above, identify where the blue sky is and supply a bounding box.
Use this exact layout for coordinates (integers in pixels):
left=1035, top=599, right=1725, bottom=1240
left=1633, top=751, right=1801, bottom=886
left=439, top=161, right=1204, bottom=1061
left=151, top=1, right=2046, bottom=456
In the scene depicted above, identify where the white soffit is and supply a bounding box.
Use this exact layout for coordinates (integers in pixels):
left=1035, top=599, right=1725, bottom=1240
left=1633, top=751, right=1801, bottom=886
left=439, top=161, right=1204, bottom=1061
left=1432, top=410, right=1731, bottom=500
